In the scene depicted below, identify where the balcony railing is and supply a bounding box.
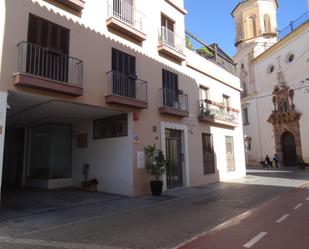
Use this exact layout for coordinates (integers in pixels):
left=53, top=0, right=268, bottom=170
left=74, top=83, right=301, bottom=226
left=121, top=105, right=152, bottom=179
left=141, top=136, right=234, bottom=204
left=159, top=26, right=185, bottom=54
left=106, top=71, right=148, bottom=108
left=159, top=88, right=188, bottom=116
left=199, top=100, right=239, bottom=125
left=17, top=41, right=83, bottom=87
left=107, top=0, right=145, bottom=33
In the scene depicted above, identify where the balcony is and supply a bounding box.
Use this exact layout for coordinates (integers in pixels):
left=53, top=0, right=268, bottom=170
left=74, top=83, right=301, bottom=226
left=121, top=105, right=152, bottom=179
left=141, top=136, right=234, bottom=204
left=198, top=100, right=239, bottom=127
left=54, top=0, right=85, bottom=12
left=106, top=0, right=146, bottom=42
left=158, top=27, right=186, bottom=62
left=159, top=88, right=188, bottom=117
left=105, top=71, right=148, bottom=109
left=14, top=41, right=83, bottom=96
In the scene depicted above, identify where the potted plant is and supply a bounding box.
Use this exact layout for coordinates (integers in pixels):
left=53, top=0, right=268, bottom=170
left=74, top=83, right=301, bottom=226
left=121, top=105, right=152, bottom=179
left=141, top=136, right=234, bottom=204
left=81, top=163, right=98, bottom=191
left=145, top=145, right=167, bottom=196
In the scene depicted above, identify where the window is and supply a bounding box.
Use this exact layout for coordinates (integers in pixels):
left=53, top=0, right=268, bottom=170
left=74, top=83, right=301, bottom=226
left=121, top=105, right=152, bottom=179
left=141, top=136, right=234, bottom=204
left=242, top=108, right=249, bottom=125
left=223, top=95, right=230, bottom=109
left=202, top=133, right=215, bottom=175
left=94, top=114, right=128, bottom=139
left=244, top=137, right=252, bottom=152
left=27, top=14, right=70, bottom=82
left=267, top=64, right=275, bottom=73
left=28, top=15, right=69, bottom=54
left=225, top=136, right=235, bottom=172
left=264, top=14, right=272, bottom=33
left=248, top=15, right=257, bottom=37
left=242, top=81, right=247, bottom=97
left=161, top=15, right=175, bottom=47
left=161, top=15, right=174, bottom=32
left=162, top=69, right=178, bottom=107
left=237, top=21, right=243, bottom=40
left=112, top=48, right=136, bottom=98
left=286, top=53, right=295, bottom=63
left=199, top=87, right=208, bottom=101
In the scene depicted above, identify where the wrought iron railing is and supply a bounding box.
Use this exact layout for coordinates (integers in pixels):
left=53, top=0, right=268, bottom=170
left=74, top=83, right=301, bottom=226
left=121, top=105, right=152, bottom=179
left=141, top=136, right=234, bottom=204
left=160, top=88, right=188, bottom=112
left=199, top=100, right=239, bottom=124
left=159, top=26, right=185, bottom=53
left=278, top=11, right=309, bottom=39
left=185, top=31, right=236, bottom=75
left=107, top=0, right=145, bottom=32
left=17, top=41, right=83, bottom=87
left=106, top=71, right=147, bottom=102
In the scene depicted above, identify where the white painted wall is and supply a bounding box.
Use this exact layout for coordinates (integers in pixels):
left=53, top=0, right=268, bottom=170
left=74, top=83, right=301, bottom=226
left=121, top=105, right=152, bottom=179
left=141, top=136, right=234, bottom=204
left=72, top=114, right=134, bottom=196
left=0, top=91, right=8, bottom=201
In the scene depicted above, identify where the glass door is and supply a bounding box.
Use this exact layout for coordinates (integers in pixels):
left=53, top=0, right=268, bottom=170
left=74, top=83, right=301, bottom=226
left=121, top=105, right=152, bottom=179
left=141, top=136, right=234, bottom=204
left=165, top=129, right=183, bottom=189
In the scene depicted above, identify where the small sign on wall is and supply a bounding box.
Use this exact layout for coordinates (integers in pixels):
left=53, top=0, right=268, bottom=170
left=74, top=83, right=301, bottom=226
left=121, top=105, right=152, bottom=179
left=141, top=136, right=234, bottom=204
left=137, top=151, right=145, bottom=169
left=134, top=134, right=140, bottom=144
left=76, top=134, right=88, bottom=148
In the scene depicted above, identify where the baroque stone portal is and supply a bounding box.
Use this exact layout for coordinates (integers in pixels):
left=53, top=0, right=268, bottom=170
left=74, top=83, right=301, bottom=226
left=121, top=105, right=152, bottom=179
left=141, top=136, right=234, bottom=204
left=267, top=84, right=303, bottom=165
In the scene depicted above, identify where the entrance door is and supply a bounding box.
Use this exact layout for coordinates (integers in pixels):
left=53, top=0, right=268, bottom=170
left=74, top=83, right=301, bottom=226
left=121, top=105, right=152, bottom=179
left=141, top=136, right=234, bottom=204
left=225, top=136, right=235, bottom=172
left=202, top=133, right=215, bottom=175
left=165, top=129, right=183, bottom=189
left=162, top=69, right=178, bottom=108
left=112, top=48, right=136, bottom=98
left=282, top=132, right=297, bottom=165
left=27, top=14, right=70, bottom=82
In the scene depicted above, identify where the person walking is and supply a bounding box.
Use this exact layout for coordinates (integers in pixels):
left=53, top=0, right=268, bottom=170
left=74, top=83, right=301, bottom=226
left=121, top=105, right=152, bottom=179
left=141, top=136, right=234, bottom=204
left=273, top=153, right=279, bottom=169
left=264, top=155, right=272, bottom=169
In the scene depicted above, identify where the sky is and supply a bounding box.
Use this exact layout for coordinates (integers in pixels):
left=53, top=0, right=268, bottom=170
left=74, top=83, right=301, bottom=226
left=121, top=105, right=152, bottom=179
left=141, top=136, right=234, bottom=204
left=184, top=0, right=308, bottom=57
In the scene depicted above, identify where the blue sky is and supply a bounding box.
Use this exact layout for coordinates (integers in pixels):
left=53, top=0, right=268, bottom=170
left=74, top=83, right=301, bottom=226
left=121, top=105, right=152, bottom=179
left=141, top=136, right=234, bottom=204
left=184, top=0, right=308, bottom=56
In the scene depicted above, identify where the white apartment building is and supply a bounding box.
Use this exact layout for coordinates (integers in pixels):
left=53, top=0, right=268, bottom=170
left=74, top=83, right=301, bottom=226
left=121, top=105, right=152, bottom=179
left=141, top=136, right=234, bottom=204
left=0, top=0, right=246, bottom=202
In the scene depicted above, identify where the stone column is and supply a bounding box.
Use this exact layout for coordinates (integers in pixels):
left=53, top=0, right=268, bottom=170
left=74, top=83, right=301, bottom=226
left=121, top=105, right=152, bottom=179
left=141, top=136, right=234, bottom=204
left=0, top=91, right=8, bottom=204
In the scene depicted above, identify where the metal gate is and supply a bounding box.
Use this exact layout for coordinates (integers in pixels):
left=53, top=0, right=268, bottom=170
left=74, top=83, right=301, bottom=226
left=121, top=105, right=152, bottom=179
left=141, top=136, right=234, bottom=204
left=165, top=129, right=183, bottom=189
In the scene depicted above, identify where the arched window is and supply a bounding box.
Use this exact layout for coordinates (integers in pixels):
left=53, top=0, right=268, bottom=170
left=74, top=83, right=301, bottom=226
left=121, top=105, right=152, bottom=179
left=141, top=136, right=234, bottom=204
left=248, top=15, right=257, bottom=37
left=264, top=14, right=272, bottom=33
left=237, top=21, right=244, bottom=40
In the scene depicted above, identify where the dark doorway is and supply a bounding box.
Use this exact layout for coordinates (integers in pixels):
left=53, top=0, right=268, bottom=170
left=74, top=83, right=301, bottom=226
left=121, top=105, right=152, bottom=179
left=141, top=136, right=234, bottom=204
left=281, top=132, right=297, bottom=166
left=2, top=127, right=25, bottom=190
left=165, top=129, right=183, bottom=189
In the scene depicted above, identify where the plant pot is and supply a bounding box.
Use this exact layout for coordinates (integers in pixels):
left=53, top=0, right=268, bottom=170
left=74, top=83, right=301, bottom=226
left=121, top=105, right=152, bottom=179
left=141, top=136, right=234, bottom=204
left=150, top=180, right=163, bottom=196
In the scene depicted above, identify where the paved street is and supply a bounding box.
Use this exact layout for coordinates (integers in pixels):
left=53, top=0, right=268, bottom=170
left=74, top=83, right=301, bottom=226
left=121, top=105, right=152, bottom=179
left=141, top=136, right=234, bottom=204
left=0, top=167, right=308, bottom=249
left=178, top=182, right=309, bottom=249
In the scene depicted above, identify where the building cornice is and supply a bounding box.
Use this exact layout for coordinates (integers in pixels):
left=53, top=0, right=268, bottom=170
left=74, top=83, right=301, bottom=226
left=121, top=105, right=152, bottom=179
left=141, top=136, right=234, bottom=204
left=164, top=0, right=187, bottom=15
left=231, top=0, right=279, bottom=17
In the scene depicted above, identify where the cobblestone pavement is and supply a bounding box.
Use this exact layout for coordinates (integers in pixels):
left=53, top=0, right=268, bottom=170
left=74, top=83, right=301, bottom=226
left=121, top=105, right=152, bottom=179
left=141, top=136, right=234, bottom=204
left=0, top=167, right=308, bottom=249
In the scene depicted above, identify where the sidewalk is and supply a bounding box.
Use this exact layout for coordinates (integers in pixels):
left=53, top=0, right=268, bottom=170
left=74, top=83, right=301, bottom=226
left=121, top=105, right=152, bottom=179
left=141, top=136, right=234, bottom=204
left=0, top=168, right=308, bottom=249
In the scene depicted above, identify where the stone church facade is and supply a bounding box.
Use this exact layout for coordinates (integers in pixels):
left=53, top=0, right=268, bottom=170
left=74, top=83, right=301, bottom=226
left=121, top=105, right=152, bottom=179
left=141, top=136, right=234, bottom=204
left=232, top=0, right=309, bottom=166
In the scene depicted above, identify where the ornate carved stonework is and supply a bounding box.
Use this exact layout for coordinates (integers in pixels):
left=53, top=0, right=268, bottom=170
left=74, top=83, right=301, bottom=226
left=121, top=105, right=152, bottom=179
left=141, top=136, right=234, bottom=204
left=268, top=85, right=303, bottom=165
